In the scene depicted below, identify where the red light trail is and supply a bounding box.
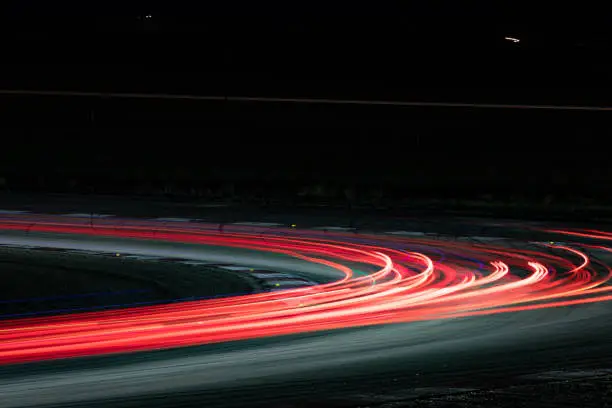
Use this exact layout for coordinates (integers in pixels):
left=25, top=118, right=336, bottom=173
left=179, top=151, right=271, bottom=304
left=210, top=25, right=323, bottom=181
left=0, top=216, right=611, bottom=365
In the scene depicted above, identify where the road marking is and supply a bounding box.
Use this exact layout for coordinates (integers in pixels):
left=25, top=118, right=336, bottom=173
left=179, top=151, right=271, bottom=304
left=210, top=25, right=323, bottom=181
left=0, top=210, right=30, bottom=214
left=384, top=231, right=427, bottom=236
left=217, top=265, right=257, bottom=271
left=267, top=280, right=316, bottom=286
left=120, top=255, right=165, bottom=261
left=32, top=247, right=68, bottom=252
left=153, top=217, right=197, bottom=222
left=535, top=241, right=570, bottom=246
left=232, top=222, right=283, bottom=227
left=64, top=249, right=101, bottom=255
left=179, top=261, right=218, bottom=266
left=60, top=213, right=115, bottom=218
left=251, top=272, right=297, bottom=279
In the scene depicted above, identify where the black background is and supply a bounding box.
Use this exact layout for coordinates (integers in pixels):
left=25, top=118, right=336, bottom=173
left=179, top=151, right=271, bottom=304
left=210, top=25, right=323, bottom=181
left=0, top=1, right=610, bottom=200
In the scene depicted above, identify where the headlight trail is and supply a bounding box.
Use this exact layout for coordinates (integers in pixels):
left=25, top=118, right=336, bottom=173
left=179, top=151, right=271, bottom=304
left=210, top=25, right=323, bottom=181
left=0, top=215, right=611, bottom=365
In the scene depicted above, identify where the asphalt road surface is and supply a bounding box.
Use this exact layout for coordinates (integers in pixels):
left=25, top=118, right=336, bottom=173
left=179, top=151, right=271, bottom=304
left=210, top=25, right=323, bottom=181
left=0, top=211, right=611, bottom=407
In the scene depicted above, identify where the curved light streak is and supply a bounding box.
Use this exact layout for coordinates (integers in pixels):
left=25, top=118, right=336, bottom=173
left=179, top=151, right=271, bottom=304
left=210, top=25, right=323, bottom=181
left=0, top=216, right=611, bottom=365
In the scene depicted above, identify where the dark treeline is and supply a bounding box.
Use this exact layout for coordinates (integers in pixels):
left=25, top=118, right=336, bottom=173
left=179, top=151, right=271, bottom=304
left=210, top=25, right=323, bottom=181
left=0, top=95, right=610, bottom=207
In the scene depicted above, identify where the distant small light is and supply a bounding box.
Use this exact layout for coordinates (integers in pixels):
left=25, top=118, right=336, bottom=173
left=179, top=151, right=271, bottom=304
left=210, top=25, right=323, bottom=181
left=145, top=14, right=152, bottom=19
left=505, top=36, right=520, bottom=43
left=115, top=253, right=121, bottom=257
left=275, top=283, right=280, bottom=287
left=290, top=224, right=297, bottom=228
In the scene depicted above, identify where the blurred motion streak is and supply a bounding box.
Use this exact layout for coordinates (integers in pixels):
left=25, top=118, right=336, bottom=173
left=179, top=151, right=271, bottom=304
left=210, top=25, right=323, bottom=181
left=0, top=216, right=611, bottom=365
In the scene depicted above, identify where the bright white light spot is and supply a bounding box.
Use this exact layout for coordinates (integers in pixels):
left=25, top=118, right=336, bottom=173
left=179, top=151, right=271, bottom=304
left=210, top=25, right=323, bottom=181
left=505, top=37, right=520, bottom=43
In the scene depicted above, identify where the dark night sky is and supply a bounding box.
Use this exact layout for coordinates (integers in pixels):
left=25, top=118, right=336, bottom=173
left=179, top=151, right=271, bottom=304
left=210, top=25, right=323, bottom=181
left=0, top=2, right=609, bottom=107
left=0, top=2, right=609, bottom=105
left=0, top=2, right=610, bottom=193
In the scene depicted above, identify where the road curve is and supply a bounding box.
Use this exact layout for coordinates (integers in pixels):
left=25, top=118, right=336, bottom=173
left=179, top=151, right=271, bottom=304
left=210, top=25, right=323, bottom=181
left=0, top=214, right=612, bottom=407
